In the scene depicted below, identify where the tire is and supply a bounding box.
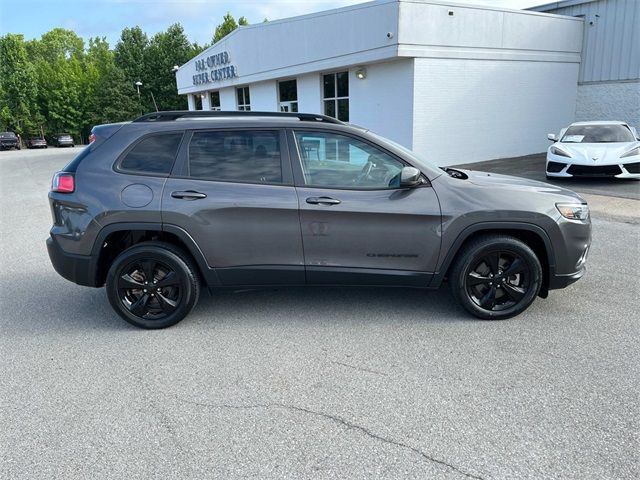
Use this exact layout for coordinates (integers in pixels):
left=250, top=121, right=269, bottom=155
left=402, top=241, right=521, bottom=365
left=449, top=235, right=542, bottom=320
left=106, top=241, right=200, bottom=329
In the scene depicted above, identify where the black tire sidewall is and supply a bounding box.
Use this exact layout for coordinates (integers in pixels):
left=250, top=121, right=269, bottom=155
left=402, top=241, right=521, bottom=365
left=451, top=237, right=542, bottom=320
left=106, top=244, right=199, bottom=329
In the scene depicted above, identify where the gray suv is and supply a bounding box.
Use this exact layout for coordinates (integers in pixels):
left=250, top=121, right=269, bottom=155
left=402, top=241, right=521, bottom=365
left=47, top=111, right=591, bottom=329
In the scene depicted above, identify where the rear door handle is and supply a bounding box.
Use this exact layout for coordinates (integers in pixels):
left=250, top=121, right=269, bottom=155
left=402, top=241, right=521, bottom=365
left=171, top=190, right=207, bottom=200
left=306, top=196, right=341, bottom=205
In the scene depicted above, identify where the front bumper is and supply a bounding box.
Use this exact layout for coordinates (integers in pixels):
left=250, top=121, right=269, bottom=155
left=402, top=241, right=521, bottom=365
left=549, top=267, right=586, bottom=289
left=546, top=156, right=640, bottom=179
left=47, top=236, right=98, bottom=287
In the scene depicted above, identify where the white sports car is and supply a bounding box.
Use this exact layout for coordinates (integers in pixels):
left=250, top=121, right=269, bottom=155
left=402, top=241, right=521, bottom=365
left=546, top=121, right=640, bottom=179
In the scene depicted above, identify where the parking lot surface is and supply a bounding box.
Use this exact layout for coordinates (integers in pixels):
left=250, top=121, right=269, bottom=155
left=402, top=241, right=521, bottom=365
left=1, top=148, right=639, bottom=479
left=455, top=153, right=640, bottom=200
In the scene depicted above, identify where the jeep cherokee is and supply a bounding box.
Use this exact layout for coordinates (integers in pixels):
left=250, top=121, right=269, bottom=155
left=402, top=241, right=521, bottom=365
left=47, top=111, right=591, bottom=329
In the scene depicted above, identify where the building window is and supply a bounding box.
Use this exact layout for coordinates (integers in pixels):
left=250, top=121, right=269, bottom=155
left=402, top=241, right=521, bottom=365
left=278, top=79, right=298, bottom=112
left=210, top=91, right=221, bottom=111
left=237, top=86, right=251, bottom=111
left=322, top=71, right=349, bottom=121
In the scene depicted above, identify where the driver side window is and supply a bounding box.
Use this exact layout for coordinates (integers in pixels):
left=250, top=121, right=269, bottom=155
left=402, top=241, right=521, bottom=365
left=294, top=130, right=404, bottom=189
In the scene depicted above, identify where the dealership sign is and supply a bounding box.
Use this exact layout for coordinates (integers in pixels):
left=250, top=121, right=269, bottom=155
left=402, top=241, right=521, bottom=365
left=192, top=51, right=238, bottom=85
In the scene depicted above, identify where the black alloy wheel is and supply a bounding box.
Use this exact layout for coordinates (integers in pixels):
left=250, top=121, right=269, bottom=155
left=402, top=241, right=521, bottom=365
left=466, top=251, right=529, bottom=311
left=450, top=235, right=542, bottom=320
left=118, top=258, right=182, bottom=319
left=106, top=242, right=200, bottom=329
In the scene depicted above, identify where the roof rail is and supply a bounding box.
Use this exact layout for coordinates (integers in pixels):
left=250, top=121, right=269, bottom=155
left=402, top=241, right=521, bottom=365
left=133, top=110, right=343, bottom=124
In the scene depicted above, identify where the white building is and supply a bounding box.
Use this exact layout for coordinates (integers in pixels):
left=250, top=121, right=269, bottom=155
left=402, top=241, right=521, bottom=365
left=175, top=0, right=584, bottom=166
left=530, top=0, right=640, bottom=128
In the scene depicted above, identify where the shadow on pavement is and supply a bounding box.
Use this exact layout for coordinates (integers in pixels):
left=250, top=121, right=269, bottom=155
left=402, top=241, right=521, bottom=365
left=1, top=275, right=469, bottom=335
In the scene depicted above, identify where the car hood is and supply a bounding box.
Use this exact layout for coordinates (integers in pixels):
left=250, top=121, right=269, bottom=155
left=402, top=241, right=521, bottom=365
left=457, top=169, right=584, bottom=202
left=552, top=141, right=639, bottom=164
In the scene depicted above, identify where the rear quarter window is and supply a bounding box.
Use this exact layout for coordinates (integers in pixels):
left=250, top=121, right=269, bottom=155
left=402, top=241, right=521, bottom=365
left=118, top=133, right=183, bottom=175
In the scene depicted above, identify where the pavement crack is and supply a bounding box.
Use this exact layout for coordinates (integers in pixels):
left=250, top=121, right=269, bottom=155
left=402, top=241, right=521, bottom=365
left=331, top=360, right=388, bottom=377
left=177, top=397, right=484, bottom=480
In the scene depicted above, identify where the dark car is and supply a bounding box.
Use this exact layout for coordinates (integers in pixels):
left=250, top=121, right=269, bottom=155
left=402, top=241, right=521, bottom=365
left=47, top=111, right=591, bottom=329
left=51, top=133, right=74, bottom=148
left=27, top=137, right=48, bottom=149
left=0, top=132, right=20, bottom=150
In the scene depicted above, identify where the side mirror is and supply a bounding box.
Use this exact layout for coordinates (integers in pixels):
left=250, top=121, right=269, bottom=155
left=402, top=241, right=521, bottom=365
left=547, top=133, right=557, bottom=142
left=400, top=166, right=422, bottom=187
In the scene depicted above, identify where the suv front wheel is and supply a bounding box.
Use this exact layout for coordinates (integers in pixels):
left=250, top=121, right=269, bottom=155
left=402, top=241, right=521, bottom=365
left=449, top=235, right=542, bottom=320
left=106, top=242, right=200, bottom=328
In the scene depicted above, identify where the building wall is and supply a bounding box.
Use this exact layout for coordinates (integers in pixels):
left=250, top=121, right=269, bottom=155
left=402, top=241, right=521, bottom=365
left=531, top=0, right=640, bottom=83
left=348, top=59, right=415, bottom=149
left=177, top=1, right=586, bottom=165
left=176, top=0, right=400, bottom=95
left=399, top=0, right=583, bottom=58
left=530, top=0, right=639, bottom=128
left=297, top=73, right=322, bottom=113
left=576, top=80, right=640, bottom=126
left=412, top=58, right=580, bottom=166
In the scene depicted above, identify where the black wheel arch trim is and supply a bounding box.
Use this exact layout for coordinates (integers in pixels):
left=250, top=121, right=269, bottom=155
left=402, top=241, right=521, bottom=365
left=429, top=221, right=556, bottom=289
left=90, top=222, right=220, bottom=288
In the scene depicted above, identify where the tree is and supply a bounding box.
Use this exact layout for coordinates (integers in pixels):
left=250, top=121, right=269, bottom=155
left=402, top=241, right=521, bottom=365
left=144, top=23, right=194, bottom=111
left=212, top=12, right=249, bottom=44
left=83, top=37, right=138, bottom=133
left=0, top=34, right=41, bottom=135
left=0, top=24, right=209, bottom=140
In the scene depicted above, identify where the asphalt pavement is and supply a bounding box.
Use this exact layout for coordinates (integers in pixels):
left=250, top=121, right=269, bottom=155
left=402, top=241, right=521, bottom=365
left=1, top=148, right=639, bottom=479
left=454, top=153, right=640, bottom=200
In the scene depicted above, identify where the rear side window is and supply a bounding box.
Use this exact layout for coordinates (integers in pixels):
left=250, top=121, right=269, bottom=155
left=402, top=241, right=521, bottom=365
left=119, top=133, right=183, bottom=175
left=188, top=130, right=282, bottom=184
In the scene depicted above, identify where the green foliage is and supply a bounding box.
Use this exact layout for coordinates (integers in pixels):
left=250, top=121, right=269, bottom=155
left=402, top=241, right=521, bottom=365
left=0, top=20, right=226, bottom=143
left=213, top=12, right=249, bottom=44
left=0, top=34, right=40, bottom=135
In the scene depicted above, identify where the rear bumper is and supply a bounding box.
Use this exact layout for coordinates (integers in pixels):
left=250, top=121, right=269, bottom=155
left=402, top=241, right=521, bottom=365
left=46, top=236, right=98, bottom=287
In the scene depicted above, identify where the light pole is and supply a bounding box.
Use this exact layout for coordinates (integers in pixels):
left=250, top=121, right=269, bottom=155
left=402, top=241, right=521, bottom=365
left=135, top=81, right=143, bottom=115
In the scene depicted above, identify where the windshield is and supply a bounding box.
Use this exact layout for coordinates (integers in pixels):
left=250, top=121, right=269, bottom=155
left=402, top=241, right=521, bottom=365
left=561, top=125, right=635, bottom=143
left=365, top=131, right=441, bottom=176
left=0, top=132, right=16, bottom=138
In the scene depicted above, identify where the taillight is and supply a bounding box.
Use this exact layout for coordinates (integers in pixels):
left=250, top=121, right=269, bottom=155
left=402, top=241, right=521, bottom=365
left=88, top=133, right=96, bottom=143
left=51, top=172, right=75, bottom=193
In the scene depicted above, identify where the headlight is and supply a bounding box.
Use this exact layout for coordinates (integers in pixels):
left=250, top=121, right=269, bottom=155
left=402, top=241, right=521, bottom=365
left=621, top=147, right=640, bottom=158
left=556, top=203, right=589, bottom=220
left=550, top=146, right=571, bottom=158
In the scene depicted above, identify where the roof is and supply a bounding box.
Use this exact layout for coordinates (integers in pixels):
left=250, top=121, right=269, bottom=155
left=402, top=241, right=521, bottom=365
left=529, top=0, right=598, bottom=12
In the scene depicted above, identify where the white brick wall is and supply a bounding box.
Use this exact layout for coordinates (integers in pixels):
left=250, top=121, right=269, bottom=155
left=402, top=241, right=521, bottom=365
left=576, top=81, right=640, bottom=128
left=412, top=58, right=579, bottom=166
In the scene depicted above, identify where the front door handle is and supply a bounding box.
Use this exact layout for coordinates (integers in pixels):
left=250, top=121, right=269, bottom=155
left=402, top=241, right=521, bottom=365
left=306, top=196, right=341, bottom=205
left=171, top=190, right=207, bottom=200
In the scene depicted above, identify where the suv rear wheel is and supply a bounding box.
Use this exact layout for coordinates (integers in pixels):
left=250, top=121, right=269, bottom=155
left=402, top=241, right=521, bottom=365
left=449, top=235, right=542, bottom=320
left=106, top=241, right=200, bottom=328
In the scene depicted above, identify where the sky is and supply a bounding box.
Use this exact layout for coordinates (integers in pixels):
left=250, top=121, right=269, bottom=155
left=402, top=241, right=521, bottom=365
left=0, top=0, right=549, bottom=47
